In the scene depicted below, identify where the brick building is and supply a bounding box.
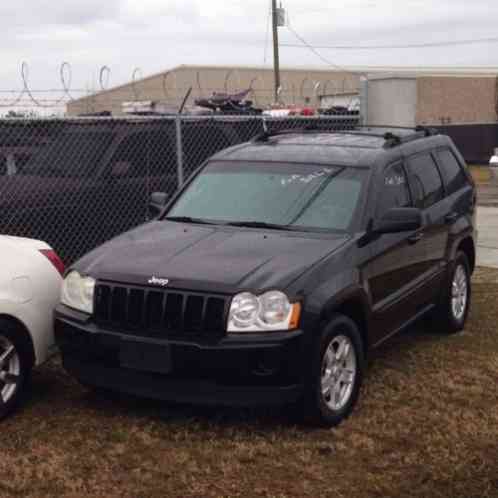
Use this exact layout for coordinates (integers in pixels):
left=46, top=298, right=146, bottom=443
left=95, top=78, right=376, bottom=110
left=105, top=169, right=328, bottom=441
left=366, top=70, right=498, bottom=127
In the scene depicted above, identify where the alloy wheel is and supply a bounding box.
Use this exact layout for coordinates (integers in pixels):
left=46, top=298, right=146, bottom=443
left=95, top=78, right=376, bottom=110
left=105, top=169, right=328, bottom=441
left=321, top=335, right=357, bottom=411
left=451, top=264, right=468, bottom=322
left=0, top=335, right=21, bottom=405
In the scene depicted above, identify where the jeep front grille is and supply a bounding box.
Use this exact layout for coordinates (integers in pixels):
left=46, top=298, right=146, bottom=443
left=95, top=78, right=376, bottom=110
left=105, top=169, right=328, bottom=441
left=94, top=283, right=228, bottom=339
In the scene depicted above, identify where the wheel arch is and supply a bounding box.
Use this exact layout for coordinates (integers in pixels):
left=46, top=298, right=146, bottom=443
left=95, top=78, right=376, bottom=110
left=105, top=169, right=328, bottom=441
left=456, top=236, right=476, bottom=274
left=320, top=292, right=371, bottom=356
left=0, top=314, right=36, bottom=370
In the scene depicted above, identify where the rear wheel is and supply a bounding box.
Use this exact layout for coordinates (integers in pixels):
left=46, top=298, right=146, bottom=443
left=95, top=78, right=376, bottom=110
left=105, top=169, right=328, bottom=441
left=303, top=314, right=365, bottom=427
left=0, top=321, right=31, bottom=420
left=433, top=251, right=471, bottom=334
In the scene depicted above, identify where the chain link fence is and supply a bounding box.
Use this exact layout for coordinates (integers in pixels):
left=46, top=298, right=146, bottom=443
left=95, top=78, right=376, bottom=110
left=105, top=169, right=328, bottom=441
left=0, top=114, right=359, bottom=263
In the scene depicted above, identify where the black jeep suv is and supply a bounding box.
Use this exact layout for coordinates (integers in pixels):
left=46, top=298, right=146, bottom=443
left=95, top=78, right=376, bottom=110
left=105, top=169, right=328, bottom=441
left=55, top=126, right=477, bottom=426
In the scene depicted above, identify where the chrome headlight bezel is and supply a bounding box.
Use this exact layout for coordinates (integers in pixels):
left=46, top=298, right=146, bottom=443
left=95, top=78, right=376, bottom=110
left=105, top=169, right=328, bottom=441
left=61, top=271, right=96, bottom=315
left=227, top=290, right=301, bottom=333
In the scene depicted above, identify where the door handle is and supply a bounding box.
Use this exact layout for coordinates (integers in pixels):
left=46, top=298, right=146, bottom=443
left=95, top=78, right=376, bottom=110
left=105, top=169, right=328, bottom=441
left=445, top=212, right=458, bottom=224
left=408, top=232, right=424, bottom=244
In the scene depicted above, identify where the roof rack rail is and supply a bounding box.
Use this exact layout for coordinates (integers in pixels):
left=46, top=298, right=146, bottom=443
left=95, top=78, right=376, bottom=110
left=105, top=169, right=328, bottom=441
left=354, top=124, right=437, bottom=134
left=252, top=127, right=310, bottom=142
left=414, top=125, right=438, bottom=136
left=381, top=126, right=438, bottom=149
left=251, top=125, right=438, bottom=146
left=383, top=131, right=402, bottom=147
left=252, top=124, right=384, bottom=143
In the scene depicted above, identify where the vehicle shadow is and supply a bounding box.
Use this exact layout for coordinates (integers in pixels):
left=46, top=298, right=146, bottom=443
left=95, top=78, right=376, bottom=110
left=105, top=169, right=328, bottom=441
left=25, top=319, right=457, bottom=433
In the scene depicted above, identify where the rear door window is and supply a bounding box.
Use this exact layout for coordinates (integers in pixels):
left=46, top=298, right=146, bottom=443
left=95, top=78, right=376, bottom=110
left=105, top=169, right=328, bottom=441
left=406, top=153, right=444, bottom=209
left=436, top=148, right=469, bottom=195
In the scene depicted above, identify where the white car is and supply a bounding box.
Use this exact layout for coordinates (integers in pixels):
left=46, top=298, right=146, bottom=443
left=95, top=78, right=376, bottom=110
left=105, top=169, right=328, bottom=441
left=0, top=235, right=63, bottom=419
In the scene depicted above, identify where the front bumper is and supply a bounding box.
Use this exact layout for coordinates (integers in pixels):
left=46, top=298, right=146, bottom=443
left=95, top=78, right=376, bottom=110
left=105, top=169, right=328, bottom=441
left=54, top=306, right=306, bottom=406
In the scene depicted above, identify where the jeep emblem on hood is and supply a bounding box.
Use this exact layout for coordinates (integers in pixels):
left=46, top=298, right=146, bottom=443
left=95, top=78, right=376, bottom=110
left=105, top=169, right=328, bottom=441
left=148, top=276, right=170, bottom=287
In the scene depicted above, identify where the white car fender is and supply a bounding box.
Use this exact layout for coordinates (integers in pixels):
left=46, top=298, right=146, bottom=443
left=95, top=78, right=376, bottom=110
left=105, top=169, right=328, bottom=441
left=0, top=297, right=56, bottom=366
left=0, top=236, right=62, bottom=366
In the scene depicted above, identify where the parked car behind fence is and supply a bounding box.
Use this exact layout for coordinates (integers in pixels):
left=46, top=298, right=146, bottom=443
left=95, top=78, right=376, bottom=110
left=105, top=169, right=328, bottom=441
left=0, top=115, right=359, bottom=263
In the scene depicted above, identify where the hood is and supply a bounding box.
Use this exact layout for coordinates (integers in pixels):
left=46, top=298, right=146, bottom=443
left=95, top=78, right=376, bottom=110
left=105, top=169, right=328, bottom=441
left=73, top=221, right=349, bottom=294
left=0, top=234, right=50, bottom=251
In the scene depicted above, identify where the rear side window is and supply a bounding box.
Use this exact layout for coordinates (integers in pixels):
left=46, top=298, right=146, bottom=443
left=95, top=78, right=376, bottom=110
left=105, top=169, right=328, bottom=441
left=436, top=148, right=469, bottom=195
left=22, top=131, right=114, bottom=178
left=407, top=153, right=444, bottom=209
left=377, top=162, right=411, bottom=217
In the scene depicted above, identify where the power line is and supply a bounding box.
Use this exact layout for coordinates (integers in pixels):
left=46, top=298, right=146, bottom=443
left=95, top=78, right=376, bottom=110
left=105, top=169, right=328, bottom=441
left=280, top=36, right=498, bottom=50
left=285, top=19, right=355, bottom=75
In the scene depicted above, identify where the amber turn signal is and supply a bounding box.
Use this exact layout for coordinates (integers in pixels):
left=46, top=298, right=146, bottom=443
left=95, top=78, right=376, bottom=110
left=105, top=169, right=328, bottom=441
left=289, top=302, right=302, bottom=330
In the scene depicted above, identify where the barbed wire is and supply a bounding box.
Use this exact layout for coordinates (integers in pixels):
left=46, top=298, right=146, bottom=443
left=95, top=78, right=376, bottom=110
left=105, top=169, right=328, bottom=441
left=99, top=66, right=111, bottom=91
left=0, top=61, right=360, bottom=113
left=131, top=68, right=143, bottom=101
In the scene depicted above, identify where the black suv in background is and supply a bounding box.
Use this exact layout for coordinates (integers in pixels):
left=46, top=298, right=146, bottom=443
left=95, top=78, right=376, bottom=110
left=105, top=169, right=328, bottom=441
left=55, top=127, right=477, bottom=426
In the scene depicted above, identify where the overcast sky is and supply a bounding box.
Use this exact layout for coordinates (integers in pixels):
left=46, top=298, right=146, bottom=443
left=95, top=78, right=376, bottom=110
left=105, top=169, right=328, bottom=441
left=1, top=0, right=497, bottom=106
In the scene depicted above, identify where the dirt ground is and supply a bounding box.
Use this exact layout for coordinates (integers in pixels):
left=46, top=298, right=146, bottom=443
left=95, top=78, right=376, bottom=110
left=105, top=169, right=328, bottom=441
left=1, top=270, right=498, bottom=498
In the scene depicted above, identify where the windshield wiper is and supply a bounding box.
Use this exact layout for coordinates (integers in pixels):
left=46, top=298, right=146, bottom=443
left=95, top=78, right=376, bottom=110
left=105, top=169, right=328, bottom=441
left=227, top=221, right=295, bottom=231
left=166, top=217, right=296, bottom=230
left=165, top=216, right=219, bottom=225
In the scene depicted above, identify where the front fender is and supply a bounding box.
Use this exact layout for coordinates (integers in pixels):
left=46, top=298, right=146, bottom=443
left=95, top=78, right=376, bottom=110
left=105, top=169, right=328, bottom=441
left=302, top=268, right=371, bottom=337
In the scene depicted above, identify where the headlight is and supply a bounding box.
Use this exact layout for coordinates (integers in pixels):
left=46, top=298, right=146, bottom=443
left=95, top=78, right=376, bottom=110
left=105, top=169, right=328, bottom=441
left=228, top=291, right=301, bottom=333
left=61, top=271, right=95, bottom=314
left=229, top=292, right=260, bottom=328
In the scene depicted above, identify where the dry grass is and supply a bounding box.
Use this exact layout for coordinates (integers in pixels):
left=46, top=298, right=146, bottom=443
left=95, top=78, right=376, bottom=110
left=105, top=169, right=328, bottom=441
left=2, top=270, right=498, bottom=498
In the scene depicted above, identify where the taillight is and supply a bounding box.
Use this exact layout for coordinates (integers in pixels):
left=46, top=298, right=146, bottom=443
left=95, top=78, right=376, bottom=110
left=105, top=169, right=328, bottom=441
left=39, top=249, right=65, bottom=276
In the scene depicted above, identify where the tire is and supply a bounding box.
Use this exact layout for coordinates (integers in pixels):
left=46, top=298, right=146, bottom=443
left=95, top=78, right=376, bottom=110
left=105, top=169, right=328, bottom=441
left=302, top=314, right=365, bottom=427
left=432, top=251, right=471, bottom=334
left=0, top=319, right=31, bottom=420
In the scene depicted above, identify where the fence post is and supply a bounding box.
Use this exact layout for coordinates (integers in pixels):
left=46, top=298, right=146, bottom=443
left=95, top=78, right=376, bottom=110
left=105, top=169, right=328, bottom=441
left=359, top=76, right=369, bottom=126
left=175, top=115, right=184, bottom=187
left=262, top=115, right=268, bottom=134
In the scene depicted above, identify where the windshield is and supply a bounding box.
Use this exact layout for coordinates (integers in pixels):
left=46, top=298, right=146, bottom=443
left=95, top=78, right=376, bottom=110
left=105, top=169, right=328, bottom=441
left=166, top=161, right=367, bottom=232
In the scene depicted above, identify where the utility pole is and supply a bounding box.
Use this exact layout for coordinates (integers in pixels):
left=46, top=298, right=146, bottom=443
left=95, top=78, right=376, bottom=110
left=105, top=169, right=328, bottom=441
left=271, top=0, right=281, bottom=103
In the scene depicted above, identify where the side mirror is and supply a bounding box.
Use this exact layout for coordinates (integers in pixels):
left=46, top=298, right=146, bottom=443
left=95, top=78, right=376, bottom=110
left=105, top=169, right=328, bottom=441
left=149, top=191, right=169, bottom=217
left=374, top=207, right=422, bottom=235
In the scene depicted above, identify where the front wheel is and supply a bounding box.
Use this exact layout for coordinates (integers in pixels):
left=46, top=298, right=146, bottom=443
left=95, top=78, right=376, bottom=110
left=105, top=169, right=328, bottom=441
left=303, top=314, right=365, bottom=427
left=0, top=322, right=30, bottom=420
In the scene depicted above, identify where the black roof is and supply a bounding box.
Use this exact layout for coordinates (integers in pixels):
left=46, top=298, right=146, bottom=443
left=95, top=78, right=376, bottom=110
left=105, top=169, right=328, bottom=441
left=212, top=126, right=444, bottom=168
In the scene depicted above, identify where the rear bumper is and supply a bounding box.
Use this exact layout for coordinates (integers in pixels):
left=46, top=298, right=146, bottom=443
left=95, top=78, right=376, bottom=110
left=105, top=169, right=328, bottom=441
left=55, top=306, right=306, bottom=407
